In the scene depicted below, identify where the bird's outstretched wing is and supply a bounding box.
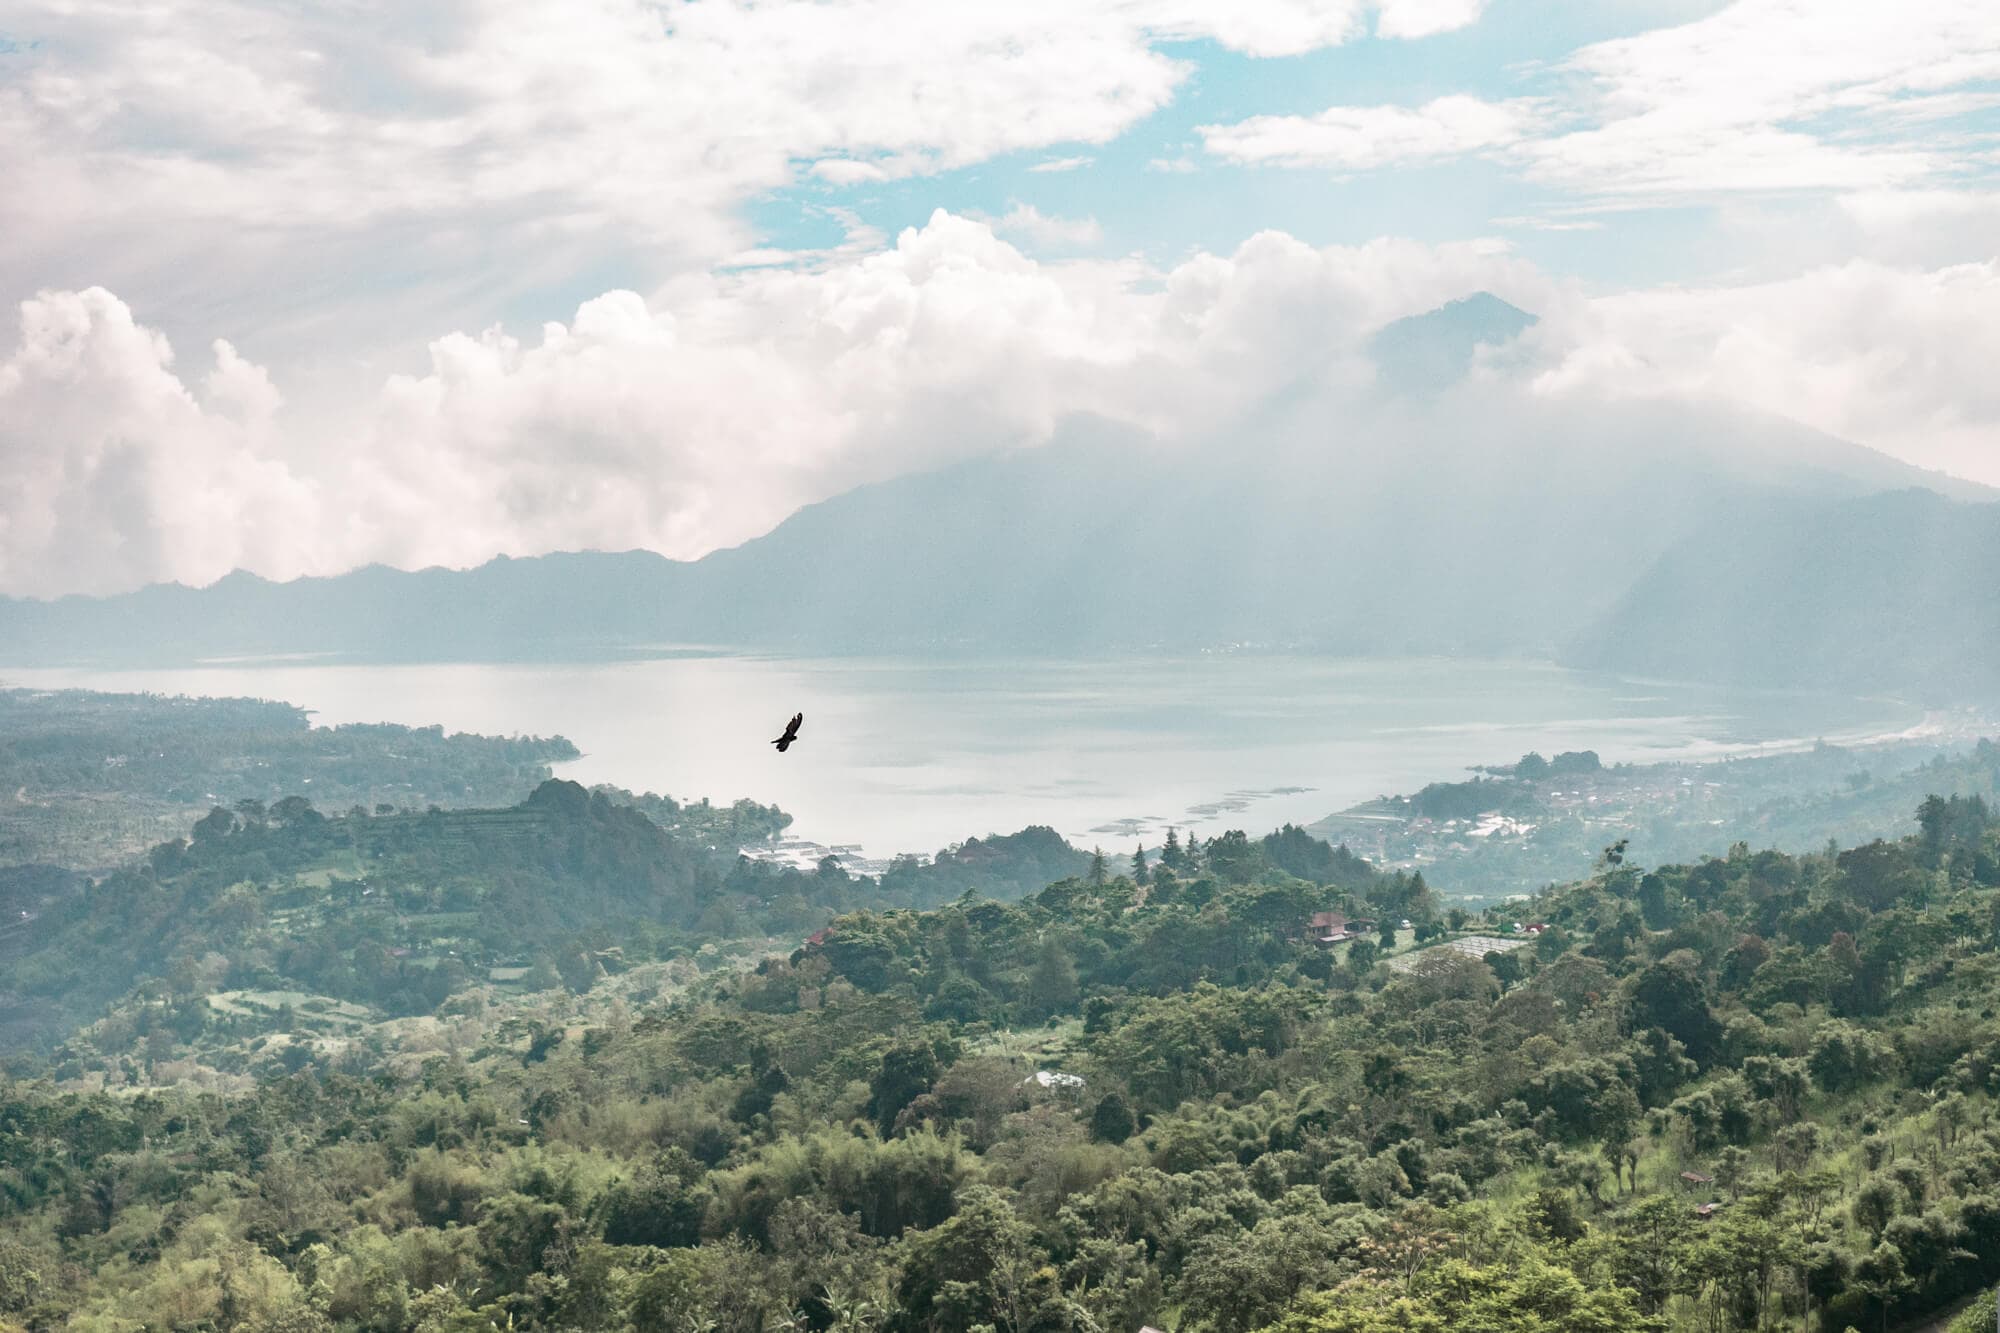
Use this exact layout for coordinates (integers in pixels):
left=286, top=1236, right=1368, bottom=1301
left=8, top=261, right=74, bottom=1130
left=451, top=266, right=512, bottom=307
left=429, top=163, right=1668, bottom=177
left=772, top=712, right=803, bottom=751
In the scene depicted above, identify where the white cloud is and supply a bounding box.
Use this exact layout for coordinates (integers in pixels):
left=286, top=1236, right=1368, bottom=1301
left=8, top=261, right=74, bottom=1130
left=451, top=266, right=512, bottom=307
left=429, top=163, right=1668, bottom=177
left=1201, top=95, right=1529, bottom=170
left=0, top=215, right=1550, bottom=594
left=1373, top=0, right=1488, bottom=40
left=0, top=289, right=321, bottom=596
left=1834, top=188, right=2000, bottom=265
left=0, top=0, right=1397, bottom=360
left=1522, top=0, right=2000, bottom=197
left=7, top=211, right=1998, bottom=597
left=1199, top=0, right=2000, bottom=197
left=993, top=204, right=1106, bottom=249
left=1490, top=215, right=1606, bottom=232
left=2, top=0, right=1991, bottom=607
left=1531, top=258, right=2000, bottom=480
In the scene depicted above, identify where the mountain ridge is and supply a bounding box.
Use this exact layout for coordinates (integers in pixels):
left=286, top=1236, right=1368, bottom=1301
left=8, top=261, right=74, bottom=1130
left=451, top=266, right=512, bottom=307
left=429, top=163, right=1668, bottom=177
left=2, top=292, right=1994, bottom=689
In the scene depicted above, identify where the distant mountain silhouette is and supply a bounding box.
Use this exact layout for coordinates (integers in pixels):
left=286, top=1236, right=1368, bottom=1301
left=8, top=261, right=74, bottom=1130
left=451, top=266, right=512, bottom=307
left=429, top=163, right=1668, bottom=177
left=0, top=294, right=1991, bottom=692
left=1568, top=488, right=2000, bottom=697
left=1369, top=291, right=1538, bottom=396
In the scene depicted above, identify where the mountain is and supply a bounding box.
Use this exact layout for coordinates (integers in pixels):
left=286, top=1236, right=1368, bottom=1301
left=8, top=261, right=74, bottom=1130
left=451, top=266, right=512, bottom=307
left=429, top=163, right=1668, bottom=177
left=1569, top=488, right=2000, bottom=697
left=1368, top=291, right=1538, bottom=396
left=0, top=295, right=1990, bottom=678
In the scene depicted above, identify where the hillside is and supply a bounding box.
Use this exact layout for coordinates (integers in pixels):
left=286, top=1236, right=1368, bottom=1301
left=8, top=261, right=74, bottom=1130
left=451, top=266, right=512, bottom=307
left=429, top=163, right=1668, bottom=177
left=0, top=688, right=580, bottom=868
left=1315, top=734, right=2000, bottom=898
left=0, top=778, right=1099, bottom=1058
left=1, top=783, right=1998, bottom=1330
left=1572, top=488, right=2000, bottom=696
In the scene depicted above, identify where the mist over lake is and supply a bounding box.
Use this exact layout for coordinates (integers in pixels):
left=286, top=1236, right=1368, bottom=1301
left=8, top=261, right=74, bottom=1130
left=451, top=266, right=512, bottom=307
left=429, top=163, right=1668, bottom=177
left=0, top=654, right=1927, bottom=862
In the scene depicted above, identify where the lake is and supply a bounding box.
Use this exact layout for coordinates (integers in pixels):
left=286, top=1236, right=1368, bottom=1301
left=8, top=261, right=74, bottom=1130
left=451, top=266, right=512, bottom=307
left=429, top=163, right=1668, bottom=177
left=0, top=655, right=1926, bottom=865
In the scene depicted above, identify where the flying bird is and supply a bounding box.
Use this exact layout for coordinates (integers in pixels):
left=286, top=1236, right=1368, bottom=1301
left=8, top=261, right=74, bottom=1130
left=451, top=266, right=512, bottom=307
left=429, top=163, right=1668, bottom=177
left=772, top=712, right=803, bottom=753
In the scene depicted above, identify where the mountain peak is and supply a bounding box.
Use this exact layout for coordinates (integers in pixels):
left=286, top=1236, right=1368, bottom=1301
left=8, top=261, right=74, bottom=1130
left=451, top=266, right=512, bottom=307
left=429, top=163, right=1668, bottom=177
left=1370, top=291, right=1538, bottom=397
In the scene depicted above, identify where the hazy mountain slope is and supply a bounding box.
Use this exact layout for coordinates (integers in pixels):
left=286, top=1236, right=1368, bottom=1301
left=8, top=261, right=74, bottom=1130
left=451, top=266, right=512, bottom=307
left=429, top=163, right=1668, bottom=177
left=1369, top=291, right=1538, bottom=396
left=678, top=391, right=1989, bottom=656
left=0, top=407, right=1977, bottom=666
left=1570, top=488, right=2000, bottom=695
left=0, top=294, right=1988, bottom=672
left=0, top=550, right=698, bottom=664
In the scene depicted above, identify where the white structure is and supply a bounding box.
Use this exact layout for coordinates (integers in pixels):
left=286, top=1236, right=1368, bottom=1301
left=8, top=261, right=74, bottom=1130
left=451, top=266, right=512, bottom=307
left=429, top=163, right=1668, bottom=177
left=1026, top=1069, right=1086, bottom=1092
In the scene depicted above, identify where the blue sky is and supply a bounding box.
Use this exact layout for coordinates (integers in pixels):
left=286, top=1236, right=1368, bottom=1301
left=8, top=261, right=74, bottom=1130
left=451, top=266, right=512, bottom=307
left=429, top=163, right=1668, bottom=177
left=747, top=4, right=1720, bottom=277
left=740, top=1, right=1994, bottom=291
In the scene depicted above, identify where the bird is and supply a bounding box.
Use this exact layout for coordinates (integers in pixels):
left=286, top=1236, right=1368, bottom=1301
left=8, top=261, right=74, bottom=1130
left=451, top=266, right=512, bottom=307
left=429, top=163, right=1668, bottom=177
left=772, top=712, right=803, bottom=753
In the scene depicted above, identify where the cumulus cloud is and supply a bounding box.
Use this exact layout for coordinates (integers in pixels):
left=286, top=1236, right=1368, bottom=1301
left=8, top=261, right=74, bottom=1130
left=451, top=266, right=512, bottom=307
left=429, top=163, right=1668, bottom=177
left=1373, top=0, right=1488, bottom=40
left=0, top=0, right=1428, bottom=358
left=3, top=0, right=1989, bottom=605
left=0, top=289, right=321, bottom=597
left=1530, top=258, right=2000, bottom=479
left=6, top=208, right=1998, bottom=597
left=0, top=215, right=1553, bottom=594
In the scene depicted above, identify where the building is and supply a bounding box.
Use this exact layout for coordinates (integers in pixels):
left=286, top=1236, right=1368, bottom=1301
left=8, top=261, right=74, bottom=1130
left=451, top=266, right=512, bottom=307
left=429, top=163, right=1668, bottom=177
left=1024, top=1070, right=1086, bottom=1098
left=1305, top=910, right=1354, bottom=945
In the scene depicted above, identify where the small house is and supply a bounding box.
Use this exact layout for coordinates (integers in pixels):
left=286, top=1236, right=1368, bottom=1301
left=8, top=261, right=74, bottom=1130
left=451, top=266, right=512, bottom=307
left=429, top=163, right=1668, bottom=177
left=1306, top=911, right=1353, bottom=946
left=1679, top=1171, right=1714, bottom=1187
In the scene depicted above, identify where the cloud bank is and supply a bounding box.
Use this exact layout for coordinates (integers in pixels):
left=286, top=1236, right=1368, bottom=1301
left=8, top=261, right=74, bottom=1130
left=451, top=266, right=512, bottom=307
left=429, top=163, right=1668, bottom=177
left=1, top=0, right=1995, bottom=597
left=6, top=212, right=1998, bottom=597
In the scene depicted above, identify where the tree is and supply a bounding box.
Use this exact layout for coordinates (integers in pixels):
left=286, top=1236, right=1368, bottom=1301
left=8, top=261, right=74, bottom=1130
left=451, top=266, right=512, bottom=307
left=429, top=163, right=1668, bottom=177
left=1852, top=1176, right=1902, bottom=1238
left=1264, top=1255, right=1666, bottom=1331
left=1851, top=1241, right=1914, bottom=1333
left=895, top=1185, right=1050, bottom=1333
left=598, top=1149, right=707, bottom=1248
left=191, top=805, right=237, bottom=845
left=1637, top=874, right=1672, bottom=930
left=1627, top=953, right=1723, bottom=1065
left=1178, top=1192, right=1363, bottom=1333
left=1615, top=1195, right=1694, bottom=1312
left=1629, top=1027, right=1697, bottom=1107
left=1088, top=849, right=1108, bottom=886
left=1132, top=844, right=1149, bottom=886
left=869, top=1043, right=943, bottom=1138
left=1027, top=938, right=1079, bottom=1019
left=1089, top=1092, right=1136, bottom=1145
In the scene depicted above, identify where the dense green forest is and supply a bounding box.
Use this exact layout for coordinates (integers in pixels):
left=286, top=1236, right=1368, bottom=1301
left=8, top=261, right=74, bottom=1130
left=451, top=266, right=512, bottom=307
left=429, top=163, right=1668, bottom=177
left=0, top=778, right=1104, bottom=1060
left=2, top=769, right=2000, bottom=1330
left=0, top=690, right=579, bottom=869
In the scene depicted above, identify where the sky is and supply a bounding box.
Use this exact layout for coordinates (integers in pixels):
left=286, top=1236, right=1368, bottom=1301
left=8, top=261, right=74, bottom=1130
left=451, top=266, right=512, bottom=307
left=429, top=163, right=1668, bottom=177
left=1, top=0, right=1997, bottom=597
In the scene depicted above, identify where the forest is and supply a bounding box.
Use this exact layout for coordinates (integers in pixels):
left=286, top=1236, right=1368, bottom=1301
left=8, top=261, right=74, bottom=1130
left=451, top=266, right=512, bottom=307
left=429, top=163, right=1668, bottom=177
left=0, top=690, right=579, bottom=870
left=0, top=778, right=1094, bottom=1059
left=0, top=755, right=1998, bottom=1329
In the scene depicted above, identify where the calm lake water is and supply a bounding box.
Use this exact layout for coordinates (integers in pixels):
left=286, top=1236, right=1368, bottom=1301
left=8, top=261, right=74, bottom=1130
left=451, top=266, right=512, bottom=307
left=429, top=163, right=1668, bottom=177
left=0, top=655, right=1924, bottom=862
